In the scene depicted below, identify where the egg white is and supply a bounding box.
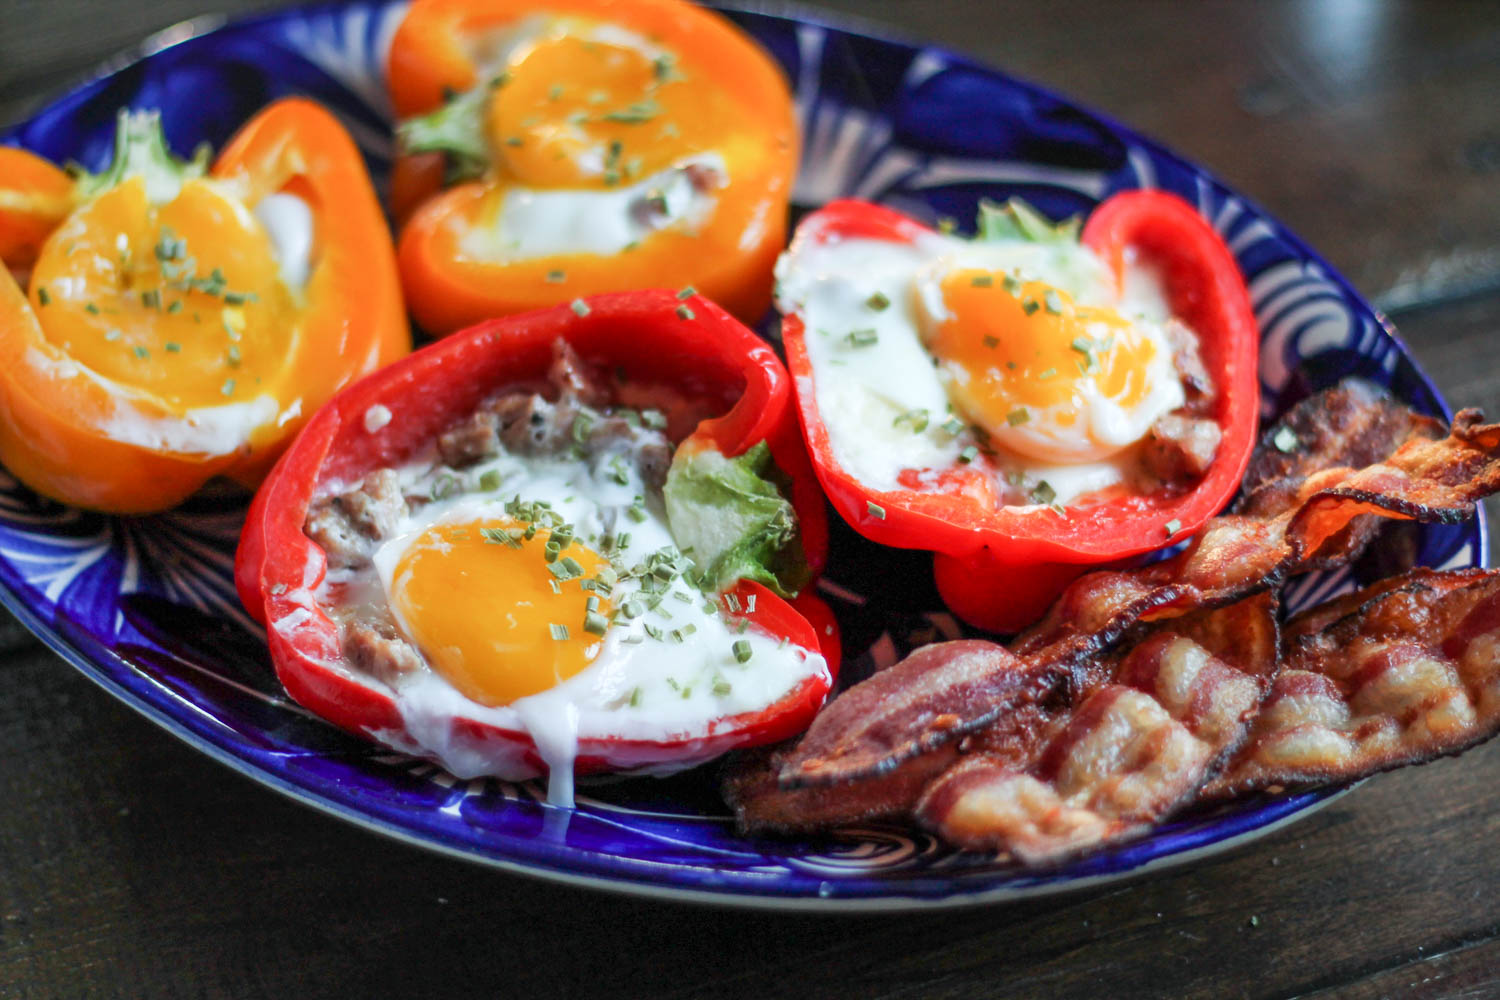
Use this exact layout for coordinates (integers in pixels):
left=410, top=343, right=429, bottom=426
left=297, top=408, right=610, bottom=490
left=364, top=440, right=828, bottom=804
left=775, top=213, right=1191, bottom=506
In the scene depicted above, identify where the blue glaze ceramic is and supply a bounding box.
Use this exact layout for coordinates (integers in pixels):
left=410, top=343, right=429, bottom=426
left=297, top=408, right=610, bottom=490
left=0, top=1, right=1482, bottom=910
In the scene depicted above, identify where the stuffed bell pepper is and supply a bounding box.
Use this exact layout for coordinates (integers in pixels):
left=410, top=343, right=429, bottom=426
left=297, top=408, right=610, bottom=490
left=0, top=99, right=409, bottom=512
left=775, top=193, right=1260, bottom=631
left=387, top=0, right=797, bottom=333
left=235, top=289, right=838, bottom=801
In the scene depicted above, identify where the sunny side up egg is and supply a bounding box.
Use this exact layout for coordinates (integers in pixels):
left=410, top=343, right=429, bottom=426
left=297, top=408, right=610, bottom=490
left=776, top=206, right=1193, bottom=508
left=330, top=431, right=828, bottom=806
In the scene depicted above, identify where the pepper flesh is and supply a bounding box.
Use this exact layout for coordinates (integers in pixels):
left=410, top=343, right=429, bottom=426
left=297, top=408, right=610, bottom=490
left=780, top=194, right=1260, bottom=632
left=0, top=99, right=409, bottom=512
left=387, top=0, right=798, bottom=333
left=236, top=289, right=837, bottom=776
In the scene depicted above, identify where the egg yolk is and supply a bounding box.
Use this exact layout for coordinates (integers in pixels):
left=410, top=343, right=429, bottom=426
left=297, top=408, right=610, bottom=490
left=28, top=176, right=296, bottom=410
left=485, top=28, right=728, bottom=188
left=389, top=517, right=616, bottom=707
left=924, top=269, right=1161, bottom=443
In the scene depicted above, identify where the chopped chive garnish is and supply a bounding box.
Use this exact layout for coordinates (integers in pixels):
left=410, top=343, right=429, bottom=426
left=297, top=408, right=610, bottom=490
left=549, top=623, right=570, bottom=641
left=480, top=526, right=522, bottom=548
left=220, top=378, right=236, bottom=396
left=641, top=409, right=667, bottom=430
left=643, top=622, right=664, bottom=641
left=36, top=287, right=51, bottom=306
left=844, top=328, right=879, bottom=348
left=583, top=611, right=609, bottom=636
left=1006, top=408, right=1030, bottom=427
left=1002, top=274, right=1023, bottom=295
left=893, top=408, right=929, bottom=433
left=867, top=501, right=886, bottom=519
left=133, top=346, right=150, bottom=359
left=865, top=291, right=890, bottom=311
left=167, top=300, right=183, bottom=314
left=164, top=342, right=182, bottom=353
left=982, top=335, right=1000, bottom=349
left=937, top=217, right=957, bottom=234
left=628, top=686, right=641, bottom=707
left=969, top=274, right=993, bottom=287
left=732, top=639, right=753, bottom=664
left=724, top=592, right=742, bottom=613
left=958, top=445, right=979, bottom=464
left=104, top=329, right=121, bottom=341
left=1070, top=337, right=1093, bottom=355
left=226, top=345, right=242, bottom=367
left=1022, top=299, right=1040, bottom=316
left=1164, top=518, right=1183, bottom=536
left=1043, top=289, right=1064, bottom=314
left=1031, top=480, right=1057, bottom=506
left=85, top=302, right=100, bottom=314
left=141, top=289, right=161, bottom=309
left=1038, top=367, right=1058, bottom=380
left=712, top=677, right=733, bottom=696
left=546, top=269, right=566, bottom=283
left=570, top=299, right=591, bottom=317
left=675, top=286, right=696, bottom=300
left=940, top=417, right=964, bottom=436
left=478, top=469, right=503, bottom=491
left=676, top=304, right=695, bottom=321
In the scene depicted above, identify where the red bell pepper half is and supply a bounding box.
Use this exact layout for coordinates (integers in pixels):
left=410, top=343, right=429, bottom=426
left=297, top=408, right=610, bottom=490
left=781, top=193, right=1260, bottom=632
left=236, top=289, right=838, bottom=777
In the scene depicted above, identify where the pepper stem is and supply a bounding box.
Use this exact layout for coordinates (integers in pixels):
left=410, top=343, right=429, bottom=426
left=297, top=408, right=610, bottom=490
left=396, top=77, right=505, bottom=184
left=71, top=108, right=209, bottom=205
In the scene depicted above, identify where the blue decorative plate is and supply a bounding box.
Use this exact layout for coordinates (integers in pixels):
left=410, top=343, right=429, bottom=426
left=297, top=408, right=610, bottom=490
left=0, top=1, right=1481, bottom=910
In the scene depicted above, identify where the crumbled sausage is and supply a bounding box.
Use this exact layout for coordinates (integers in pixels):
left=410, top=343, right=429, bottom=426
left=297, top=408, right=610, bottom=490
left=1165, top=319, right=1216, bottom=411
left=437, top=411, right=500, bottom=467
left=304, top=469, right=408, bottom=569
left=1142, top=413, right=1223, bottom=485
left=549, top=339, right=611, bottom=409
left=344, top=622, right=425, bottom=685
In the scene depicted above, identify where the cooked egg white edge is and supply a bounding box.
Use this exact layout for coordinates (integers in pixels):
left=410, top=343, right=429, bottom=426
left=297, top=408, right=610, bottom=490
left=775, top=230, right=964, bottom=491
left=457, top=154, right=725, bottom=263
left=367, top=446, right=827, bottom=800
left=253, top=192, right=314, bottom=292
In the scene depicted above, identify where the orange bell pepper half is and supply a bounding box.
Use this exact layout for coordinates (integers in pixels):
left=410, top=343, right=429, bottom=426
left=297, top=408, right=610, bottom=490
left=0, top=98, right=409, bottom=513
left=386, top=0, right=798, bottom=334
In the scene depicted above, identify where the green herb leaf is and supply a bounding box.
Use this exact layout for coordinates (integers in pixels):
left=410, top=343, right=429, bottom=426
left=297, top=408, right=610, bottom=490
left=663, top=440, right=811, bottom=599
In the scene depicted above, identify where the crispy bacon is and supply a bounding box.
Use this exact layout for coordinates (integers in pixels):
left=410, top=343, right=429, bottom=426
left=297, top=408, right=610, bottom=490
left=727, top=384, right=1500, bottom=863
left=1207, top=568, right=1500, bottom=797
left=768, top=386, right=1500, bottom=792
left=914, top=596, right=1274, bottom=862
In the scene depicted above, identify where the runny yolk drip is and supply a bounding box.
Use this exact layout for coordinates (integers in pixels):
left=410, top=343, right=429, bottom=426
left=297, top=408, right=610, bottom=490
left=390, top=518, right=615, bottom=707
left=485, top=29, right=728, bottom=188
left=924, top=269, right=1160, bottom=438
left=28, top=176, right=297, bottom=410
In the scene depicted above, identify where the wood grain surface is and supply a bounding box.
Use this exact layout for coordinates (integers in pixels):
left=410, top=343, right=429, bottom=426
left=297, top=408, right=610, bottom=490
left=3, top=2, right=1500, bottom=998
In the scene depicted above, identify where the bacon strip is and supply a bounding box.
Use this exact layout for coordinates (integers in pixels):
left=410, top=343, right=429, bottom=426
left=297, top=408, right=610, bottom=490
left=771, top=388, right=1500, bottom=791
left=1207, top=568, right=1500, bottom=797
left=729, top=385, right=1500, bottom=853
left=914, top=596, right=1275, bottom=863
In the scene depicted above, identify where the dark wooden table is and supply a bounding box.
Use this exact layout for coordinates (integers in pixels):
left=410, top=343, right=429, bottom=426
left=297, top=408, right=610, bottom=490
left=3, top=2, right=1500, bottom=997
